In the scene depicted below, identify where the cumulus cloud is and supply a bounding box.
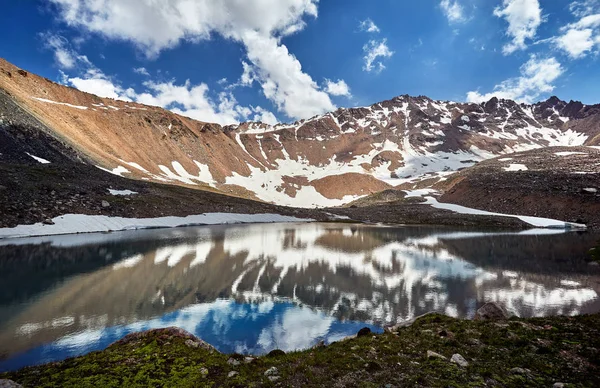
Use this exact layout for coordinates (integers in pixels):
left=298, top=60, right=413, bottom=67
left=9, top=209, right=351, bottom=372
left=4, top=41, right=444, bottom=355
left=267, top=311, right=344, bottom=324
left=494, top=0, right=543, bottom=55
left=134, top=80, right=279, bottom=125
left=440, top=0, right=466, bottom=23
left=359, top=18, right=380, bottom=33
left=242, top=30, right=335, bottom=119
left=69, top=69, right=134, bottom=101
left=555, top=28, right=596, bottom=58
left=363, top=39, right=394, bottom=73
left=62, top=53, right=278, bottom=125
left=251, top=106, right=279, bottom=125
left=323, top=79, right=351, bottom=97
left=553, top=3, right=600, bottom=59
left=47, top=0, right=335, bottom=120
left=466, top=56, right=563, bottom=104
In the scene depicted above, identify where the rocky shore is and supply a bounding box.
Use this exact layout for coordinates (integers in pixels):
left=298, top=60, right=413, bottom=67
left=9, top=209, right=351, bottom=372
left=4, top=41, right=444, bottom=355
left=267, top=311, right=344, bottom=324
left=2, top=303, right=599, bottom=387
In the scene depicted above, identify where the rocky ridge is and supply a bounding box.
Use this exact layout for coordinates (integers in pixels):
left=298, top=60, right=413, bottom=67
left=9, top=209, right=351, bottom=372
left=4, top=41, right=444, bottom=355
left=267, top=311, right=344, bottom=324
left=2, top=58, right=599, bottom=208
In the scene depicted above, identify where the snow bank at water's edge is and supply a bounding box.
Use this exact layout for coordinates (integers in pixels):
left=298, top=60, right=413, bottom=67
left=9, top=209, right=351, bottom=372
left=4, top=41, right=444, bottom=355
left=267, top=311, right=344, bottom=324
left=424, top=197, right=586, bottom=229
left=0, top=213, right=314, bottom=240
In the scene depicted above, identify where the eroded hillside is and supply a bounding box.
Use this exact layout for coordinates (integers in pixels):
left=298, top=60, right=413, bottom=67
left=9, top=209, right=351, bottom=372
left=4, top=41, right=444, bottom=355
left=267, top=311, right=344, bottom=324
left=2, top=58, right=599, bottom=207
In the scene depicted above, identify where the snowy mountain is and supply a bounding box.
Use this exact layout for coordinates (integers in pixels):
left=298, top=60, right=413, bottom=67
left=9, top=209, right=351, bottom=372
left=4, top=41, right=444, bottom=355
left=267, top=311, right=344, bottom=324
left=1, top=59, right=599, bottom=208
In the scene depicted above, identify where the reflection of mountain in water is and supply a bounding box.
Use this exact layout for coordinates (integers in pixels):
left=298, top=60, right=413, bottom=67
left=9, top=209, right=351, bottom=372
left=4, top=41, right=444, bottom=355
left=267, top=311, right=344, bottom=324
left=0, top=224, right=599, bottom=369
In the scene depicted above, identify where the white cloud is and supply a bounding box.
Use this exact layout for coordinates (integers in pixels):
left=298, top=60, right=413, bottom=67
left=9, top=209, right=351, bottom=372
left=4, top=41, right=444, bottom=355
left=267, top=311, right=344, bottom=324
left=359, top=18, right=380, bottom=33
left=466, top=56, right=563, bottom=104
left=48, top=0, right=335, bottom=120
left=569, top=0, right=600, bottom=18
left=555, top=28, right=595, bottom=58
left=240, top=61, right=257, bottom=86
left=40, top=32, right=91, bottom=70
left=494, top=0, right=543, bottom=55
left=133, top=80, right=271, bottom=125
left=440, top=0, right=466, bottom=23
left=133, top=67, right=150, bottom=76
left=363, top=39, right=394, bottom=73
left=251, top=106, right=279, bottom=125
left=553, top=4, right=600, bottom=59
left=242, top=30, right=335, bottom=119
left=68, top=68, right=133, bottom=100
left=63, top=55, right=277, bottom=125
left=323, top=79, right=351, bottom=97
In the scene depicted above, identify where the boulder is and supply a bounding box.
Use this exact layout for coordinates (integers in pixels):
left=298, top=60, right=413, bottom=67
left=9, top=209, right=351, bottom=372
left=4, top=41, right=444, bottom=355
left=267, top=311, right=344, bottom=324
left=0, top=381, right=23, bottom=388
left=474, top=302, right=508, bottom=321
left=450, top=353, right=469, bottom=367
left=264, top=367, right=279, bottom=377
left=427, top=350, right=447, bottom=360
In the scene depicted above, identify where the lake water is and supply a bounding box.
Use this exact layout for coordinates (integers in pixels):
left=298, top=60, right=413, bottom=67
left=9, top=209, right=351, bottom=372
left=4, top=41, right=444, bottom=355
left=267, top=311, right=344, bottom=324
left=1, top=223, right=599, bottom=371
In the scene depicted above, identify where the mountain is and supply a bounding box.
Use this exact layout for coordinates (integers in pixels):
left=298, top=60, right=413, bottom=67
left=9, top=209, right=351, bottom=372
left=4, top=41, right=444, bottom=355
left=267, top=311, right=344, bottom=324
left=2, top=58, right=599, bottom=210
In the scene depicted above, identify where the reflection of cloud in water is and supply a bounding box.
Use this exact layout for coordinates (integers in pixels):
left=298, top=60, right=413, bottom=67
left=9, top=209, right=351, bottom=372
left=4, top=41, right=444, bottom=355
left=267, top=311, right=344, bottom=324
left=2, top=223, right=599, bottom=372
left=1, top=300, right=376, bottom=372
left=257, top=306, right=334, bottom=352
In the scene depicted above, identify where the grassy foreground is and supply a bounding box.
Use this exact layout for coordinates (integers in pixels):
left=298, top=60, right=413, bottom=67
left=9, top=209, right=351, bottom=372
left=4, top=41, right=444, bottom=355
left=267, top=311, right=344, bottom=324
left=2, top=313, right=599, bottom=387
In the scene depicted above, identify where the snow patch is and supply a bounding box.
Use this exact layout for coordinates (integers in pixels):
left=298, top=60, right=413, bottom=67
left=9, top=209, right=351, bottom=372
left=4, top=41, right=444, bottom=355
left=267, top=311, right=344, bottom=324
left=108, top=189, right=138, bottom=196
left=504, top=164, right=528, bottom=172
left=96, top=166, right=131, bottom=177
left=404, top=189, right=438, bottom=198
left=32, top=97, right=88, bottom=110
left=113, top=254, right=144, bottom=270
left=423, top=197, right=585, bottom=229
left=26, top=153, right=50, bottom=164
left=554, top=151, right=586, bottom=156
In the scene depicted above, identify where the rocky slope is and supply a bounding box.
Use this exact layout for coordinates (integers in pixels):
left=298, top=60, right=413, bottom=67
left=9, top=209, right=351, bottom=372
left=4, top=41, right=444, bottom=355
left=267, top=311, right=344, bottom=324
left=2, top=58, right=599, bottom=208
left=437, top=146, right=600, bottom=229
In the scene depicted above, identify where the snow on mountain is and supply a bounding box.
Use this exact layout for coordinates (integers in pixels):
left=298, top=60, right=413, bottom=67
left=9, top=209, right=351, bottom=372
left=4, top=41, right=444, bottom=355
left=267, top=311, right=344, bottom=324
left=1, top=59, right=599, bottom=208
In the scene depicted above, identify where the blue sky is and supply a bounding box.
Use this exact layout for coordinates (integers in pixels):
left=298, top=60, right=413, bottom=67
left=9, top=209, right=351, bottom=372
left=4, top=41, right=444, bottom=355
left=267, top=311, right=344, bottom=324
left=1, top=0, right=599, bottom=125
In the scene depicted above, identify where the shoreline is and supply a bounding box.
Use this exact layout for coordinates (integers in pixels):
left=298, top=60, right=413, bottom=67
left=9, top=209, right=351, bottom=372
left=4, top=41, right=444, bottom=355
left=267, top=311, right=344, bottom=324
left=2, top=308, right=599, bottom=387
left=0, top=213, right=316, bottom=240
left=0, top=198, right=588, bottom=241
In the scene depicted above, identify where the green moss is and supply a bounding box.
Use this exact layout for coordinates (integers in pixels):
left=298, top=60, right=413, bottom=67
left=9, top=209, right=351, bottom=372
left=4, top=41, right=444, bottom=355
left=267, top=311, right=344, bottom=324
left=588, top=242, right=600, bottom=262
left=2, top=314, right=600, bottom=387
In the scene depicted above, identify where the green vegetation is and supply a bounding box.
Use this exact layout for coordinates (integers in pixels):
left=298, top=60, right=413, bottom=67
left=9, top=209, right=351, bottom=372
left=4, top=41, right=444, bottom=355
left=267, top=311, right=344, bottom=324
left=3, top=313, right=599, bottom=387
left=588, top=241, right=600, bottom=262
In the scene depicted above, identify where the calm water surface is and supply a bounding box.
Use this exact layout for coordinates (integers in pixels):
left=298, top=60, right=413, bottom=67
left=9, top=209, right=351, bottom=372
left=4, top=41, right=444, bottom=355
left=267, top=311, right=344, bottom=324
left=0, top=223, right=599, bottom=371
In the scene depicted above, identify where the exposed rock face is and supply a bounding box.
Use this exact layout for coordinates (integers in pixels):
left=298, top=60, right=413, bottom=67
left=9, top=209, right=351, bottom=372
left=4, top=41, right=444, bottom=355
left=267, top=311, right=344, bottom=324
left=1, top=58, right=599, bottom=207
left=474, top=302, right=509, bottom=321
